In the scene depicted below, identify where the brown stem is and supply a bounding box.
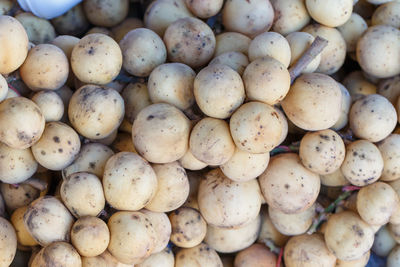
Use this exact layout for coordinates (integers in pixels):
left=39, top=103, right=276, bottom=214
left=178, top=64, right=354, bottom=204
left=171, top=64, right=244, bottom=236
left=22, top=177, right=47, bottom=191
left=288, top=36, right=329, bottom=84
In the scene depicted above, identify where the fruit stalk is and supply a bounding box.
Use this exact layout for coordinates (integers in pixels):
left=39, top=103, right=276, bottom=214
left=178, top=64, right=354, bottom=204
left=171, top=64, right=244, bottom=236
left=289, top=36, right=329, bottom=83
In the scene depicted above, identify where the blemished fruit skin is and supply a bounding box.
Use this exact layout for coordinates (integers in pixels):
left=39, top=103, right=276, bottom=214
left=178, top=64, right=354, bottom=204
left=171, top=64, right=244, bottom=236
left=3, top=1, right=400, bottom=266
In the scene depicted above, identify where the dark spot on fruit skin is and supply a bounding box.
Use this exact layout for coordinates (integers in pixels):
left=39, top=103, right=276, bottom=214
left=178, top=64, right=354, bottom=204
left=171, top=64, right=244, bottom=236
left=58, top=148, right=63, bottom=153
left=88, top=46, right=95, bottom=55
left=319, top=134, right=329, bottom=140
left=17, top=131, right=31, bottom=142
left=147, top=115, right=154, bottom=120
left=53, top=136, right=60, bottom=143
left=72, top=224, right=83, bottom=234
left=89, top=162, right=96, bottom=169
left=41, top=150, right=46, bottom=155
left=284, top=184, right=290, bottom=189
left=352, top=224, right=364, bottom=237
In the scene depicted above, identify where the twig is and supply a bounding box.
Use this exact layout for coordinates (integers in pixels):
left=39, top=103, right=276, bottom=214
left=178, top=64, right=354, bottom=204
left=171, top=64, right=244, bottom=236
left=270, top=141, right=300, bottom=156
left=8, top=84, right=20, bottom=96
left=307, top=186, right=360, bottom=234
left=264, top=239, right=281, bottom=254
left=288, top=36, right=329, bottom=84
left=276, top=247, right=284, bottom=267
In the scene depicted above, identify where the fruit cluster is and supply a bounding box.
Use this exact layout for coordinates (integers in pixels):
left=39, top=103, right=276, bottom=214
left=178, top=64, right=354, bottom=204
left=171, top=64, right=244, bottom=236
left=0, top=0, right=400, bottom=266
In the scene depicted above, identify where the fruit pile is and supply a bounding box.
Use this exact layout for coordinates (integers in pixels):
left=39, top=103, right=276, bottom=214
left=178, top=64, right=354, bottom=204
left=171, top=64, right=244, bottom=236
left=0, top=0, right=400, bottom=266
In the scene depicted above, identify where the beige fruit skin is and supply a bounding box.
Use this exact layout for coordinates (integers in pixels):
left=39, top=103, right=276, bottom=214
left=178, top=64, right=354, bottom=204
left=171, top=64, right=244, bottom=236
left=243, top=56, right=290, bottom=105
left=378, top=134, right=400, bottom=181
left=324, top=211, right=374, bottom=261
left=140, top=209, right=171, bottom=254
left=357, top=25, right=400, bottom=79
left=61, top=172, right=105, bottom=218
left=248, top=32, right=291, bottom=67
left=342, top=71, right=377, bottom=102
left=164, top=17, right=215, bottom=68
left=132, top=103, right=190, bottom=164
left=62, top=143, right=114, bottom=180
left=20, top=44, right=68, bottom=91
left=337, top=13, right=368, bottom=52
left=0, top=97, right=45, bottom=149
left=198, top=168, right=261, bottom=228
left=259, top=153, right=320, bottom=214
left=268, top=204, right=315, bottom=236
left=372, top=2, right=400, bottom=28
left=299, top=129, right=345, bottom=175
left=184, top=0, right=223, bottom=19
left=0, top=74, right=7, bottom=102
left=103, top=152, right=157, bottom=211
left=122, top=82, right=151, bottom=124
left=214, top=32, right=251, bottom=57
left=0, top=217, right=17, bottom=266
left=23, top=196, right=74, bottom=246
left=68, top=85, right=125, bottom=139
left=222, top=0, right=274, bottom=38
left=336, top=251, right=370, bottom=267
left=71, top=216, right=110, bottom=257
left=145, top=161, right=189, bottom=212
left=11, top=206, right=38, bottom=247
left=31, top=241, right=81, bottom=267
left=234, top=244, right=276, bottom=267
left=204, top=215, right=261, bottom=253
left=136, top=248, right=175, bottom=267
left=31, top=121, right=81, bottom=171
left=220, top=147, right=270, bottom=182
left=230, top=102, right=282, bottom=153
left=303, top=24, right=346, bottom=75
left=320, top=168, right=349, bottom=187
left=194, top=64, right=244, bottom=119
left=357, top=182, right=399, bottom=226
left=281, top=73, right=342, bottom=131
left=270, top=0, right=310, bottom=35
left=332, top=83, right=352, bottom=131
left=0, top=183, right=40, bottom=213
left=148, top=63, right=195, bottom=110
left=0, top=142, right=37, bottom=184
left=284, top=234, right=336, bottom=267
left=120, top=28, right=166, bottom=77
left=111, top=17, right=144, bottom=43
left=83, top=0, right=129, bottom=27
left=169, top=207, right=207, bottom=248
left=306, top=0, right=353, bottom=27
left=378, top=75, right=400, bottom=105
left=179, top=149, right=207, bottom=171
left=107, top=211, right=157, bottom=265
left=175, top=243, right=223, bottom=267
left=0, top=15, right=29, bottom=75
left=31, top=91, right=64, bottom=122
left=144, top=0, right=194, bottom=37
left=71, top=34, right=122, bottom=85
left=258, top=206, right=289, bottom=247
left=209, top=52, right=249, bottom=76
left=341, top=140, right=383, bottom=186
left=350, top=94, right=397, bottom=143
left=189, top=118, right=235, bottom=166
